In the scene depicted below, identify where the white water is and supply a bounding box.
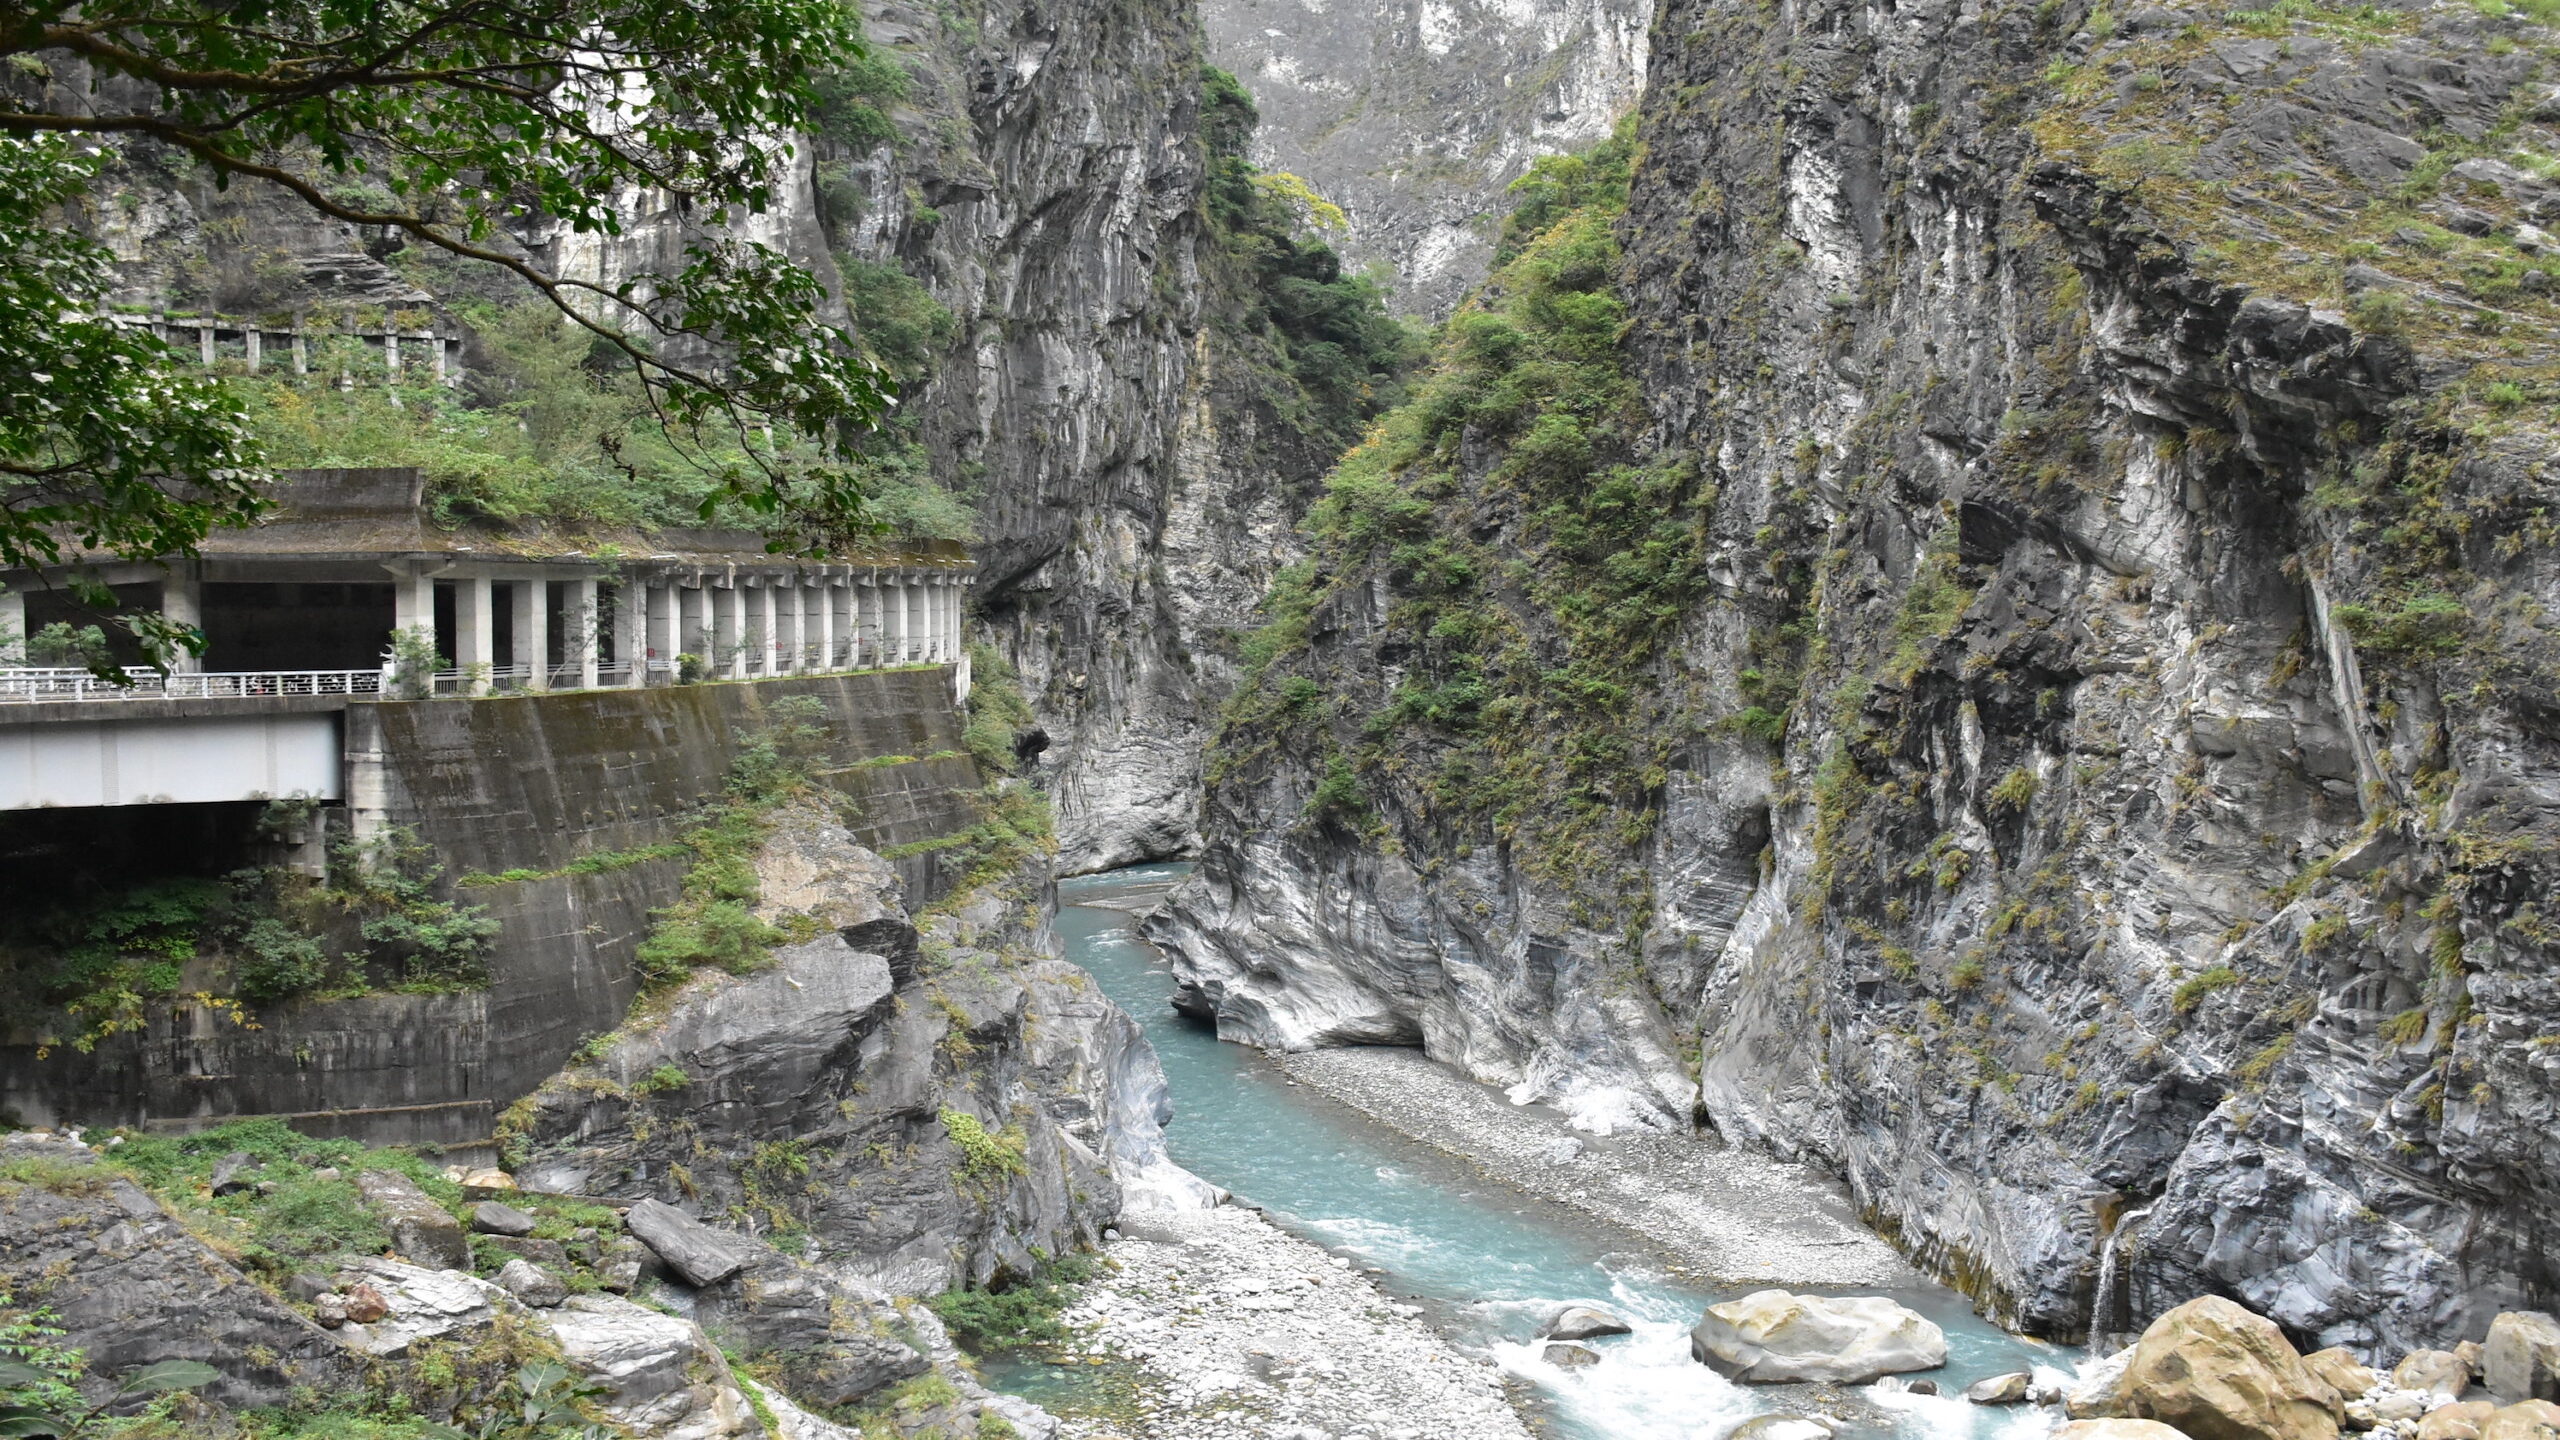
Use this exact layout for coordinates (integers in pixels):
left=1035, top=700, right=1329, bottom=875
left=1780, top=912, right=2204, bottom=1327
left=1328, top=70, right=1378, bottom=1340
left=2088, top=1205, right=2154, bottom=1356
left=1034, top=866, right=2079, bottom=1438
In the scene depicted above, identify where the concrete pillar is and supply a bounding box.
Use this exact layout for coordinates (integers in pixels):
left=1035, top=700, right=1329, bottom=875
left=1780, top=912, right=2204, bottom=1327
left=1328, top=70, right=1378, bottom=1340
left=810, top=579, right=833, bottom=672
left=384, top=328, right=400, bottom=382
left=572, top=577, right=600, bottom=689
left=756, top=579, right=779, bottom=676
left=778, top=576, right=804, bottom=674
left=385, top=566, right=436, bottom=693
left=678, top=583, right=707, bottom=666
left=649, top=583, right=677, bottom=680
left=717, top=581, right=746, bottom=679
left=0, top=586, right=23, bottom=665
left=161, top=559, right=203, bottom=672
left=890, top=576, right=911, bottom=663
left=511, top=577, right=547, bottom=690
left=455, top=574, right=494, bottom=696
left=845, top=579, right=864, bottom=667
left=612, top=581, right=644, bottom=686
left=244, top=328, right=262, bottom=373
left=861, top=578, right=883, bottom=666
left=844, top=579, right=861, bottom=668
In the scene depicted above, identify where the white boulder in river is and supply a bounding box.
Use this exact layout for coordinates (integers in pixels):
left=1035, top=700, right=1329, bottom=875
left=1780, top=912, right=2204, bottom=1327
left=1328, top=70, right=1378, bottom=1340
left=1691, top=1289, right=1949, bottom=1383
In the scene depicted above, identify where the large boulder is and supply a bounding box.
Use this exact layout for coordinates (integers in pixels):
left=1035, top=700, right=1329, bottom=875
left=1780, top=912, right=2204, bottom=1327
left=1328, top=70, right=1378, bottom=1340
left=2303, top=1349, right=2380, bottom=1401
left=2400, top=1350, right=2478, bottom=1398
left=541, top=1292, right=760, bottom=1440
left=328, top=1257, right=512, bottom=1358
left=2487, top=1314, right=2560, bottom=1403
left=690, top=1251, right=928, bottom=1408
left=2109, top=1296, right=2343, bottom=1440
left=2058, top=1422, right=2196, bottom=1440
left=2482, top=1403, right=2560, bottom=1440
left=1689, top=1290, right=1948, bottom=1384
left=1544, top=1304, right=1634, bottom=1342
left=355, top=1170, right=470, bottom=1271
left=2423, top=1402, right=2500, bottom=1440
left=624, top=1199, right=755, bottom=1287
left=1969, top=1372, right=2035, bottom=1404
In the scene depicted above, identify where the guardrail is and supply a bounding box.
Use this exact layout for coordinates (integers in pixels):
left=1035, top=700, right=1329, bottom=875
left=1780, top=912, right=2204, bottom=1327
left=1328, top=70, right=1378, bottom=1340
left=0, top=667, right=386, bottom=703
left=0, top=652, right=954, bottom=704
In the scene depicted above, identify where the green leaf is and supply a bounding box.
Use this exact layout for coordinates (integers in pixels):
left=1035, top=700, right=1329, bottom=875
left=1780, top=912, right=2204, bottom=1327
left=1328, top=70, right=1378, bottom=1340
left=114, top=1359, right=219, bottom=1395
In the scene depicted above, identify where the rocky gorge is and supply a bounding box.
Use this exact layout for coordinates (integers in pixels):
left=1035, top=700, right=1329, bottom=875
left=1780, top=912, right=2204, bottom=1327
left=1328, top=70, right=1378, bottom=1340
left=15, top=0, right=2560, bottom=1424
left=1156, top=0, right=2560, bottom=1373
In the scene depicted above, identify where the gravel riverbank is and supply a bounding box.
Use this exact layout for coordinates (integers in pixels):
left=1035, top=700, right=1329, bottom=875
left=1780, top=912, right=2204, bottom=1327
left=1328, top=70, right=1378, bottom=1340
left=1039, top=1203, right=1535, bottom=1440
left=1271, top=1046, right=1918, bottom=1290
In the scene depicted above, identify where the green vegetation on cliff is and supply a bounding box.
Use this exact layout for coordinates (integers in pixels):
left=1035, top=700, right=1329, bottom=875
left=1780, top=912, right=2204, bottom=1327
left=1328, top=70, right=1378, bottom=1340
left=1213, top=121, right=1709, bottom=917
left=0, top=819, right=497, bottom=1055
left=1199, top=68, right=1424, bottom=457
left=239, top=296, right=973, bottom=541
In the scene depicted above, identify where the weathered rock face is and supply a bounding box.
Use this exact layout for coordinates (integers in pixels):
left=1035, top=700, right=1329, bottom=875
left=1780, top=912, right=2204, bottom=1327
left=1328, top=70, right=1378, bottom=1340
left=506, top=802, right=1200, bottom=1295
left=1200, top=0, right=1649, bottom=316
left=1167, top=0, right=2560, bottom=1364
left=0, top=1135, right=354, bottom=1409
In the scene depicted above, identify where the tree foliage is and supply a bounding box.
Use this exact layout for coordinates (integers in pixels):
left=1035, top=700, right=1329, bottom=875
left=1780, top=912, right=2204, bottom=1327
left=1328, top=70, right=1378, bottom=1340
left=1, top=0, right=898, bottom=562
left=1199, top=67, right=1419, bottom=453
left=0, top=138, right=260, bottom=651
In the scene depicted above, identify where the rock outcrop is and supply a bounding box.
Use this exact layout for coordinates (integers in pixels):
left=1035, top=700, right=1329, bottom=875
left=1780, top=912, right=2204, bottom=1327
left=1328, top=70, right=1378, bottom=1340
left=1163, top=0, right=2560, bottom=1358
left=0, top=1135, right=354, bottom=1409
left=1200, top=0, right=1650, bottom=317
left=505, top=801, right=1202, bottom=1294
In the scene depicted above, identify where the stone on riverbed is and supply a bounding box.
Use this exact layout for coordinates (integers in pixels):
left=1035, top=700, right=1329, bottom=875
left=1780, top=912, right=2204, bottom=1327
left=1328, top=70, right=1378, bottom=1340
left=1724, top=1415, right=1837, bottom=1440
left=1969, top=1372, right=2034, bottom=1405
left=2303, top=1350, right=2381, bottom=1402
left=2397, top=1351, right=2476, bottom=1398
left=2105, top=1296, right=2343, bottom=1440
left=2057, top=1421, right=2197, bottom=1440
left=2482, top=1403, right=2560, bottom=1440
left=1543, top=1342, right=1602, bottom=1368
left=1690, top=1289, right=1948, bottom=1384
left=2486, top=1313, right=2560, bottom=1402
left=2422, top=1402, right=2499, bottom=1440
left=1543, top=1304, right=1633, bottom=1342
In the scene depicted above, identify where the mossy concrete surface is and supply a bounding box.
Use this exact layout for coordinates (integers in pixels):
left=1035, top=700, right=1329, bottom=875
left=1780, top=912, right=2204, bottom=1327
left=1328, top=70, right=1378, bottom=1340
left=0, top=670, right=986, bottom=1148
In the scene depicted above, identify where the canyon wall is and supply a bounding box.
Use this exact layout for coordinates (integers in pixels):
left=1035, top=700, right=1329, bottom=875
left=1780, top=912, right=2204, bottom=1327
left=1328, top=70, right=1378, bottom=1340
left=1202, top=0, right=1651, bottom=316
left=1159, top=0, right=2560, bottom=1358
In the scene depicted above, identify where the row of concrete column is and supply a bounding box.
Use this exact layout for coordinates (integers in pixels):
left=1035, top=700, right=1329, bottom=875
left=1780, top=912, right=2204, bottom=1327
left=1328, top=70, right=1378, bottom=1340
left=388, top=566, right=969, bottom=694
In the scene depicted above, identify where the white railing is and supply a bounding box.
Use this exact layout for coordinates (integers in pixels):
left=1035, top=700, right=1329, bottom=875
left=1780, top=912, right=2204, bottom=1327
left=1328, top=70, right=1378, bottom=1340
left=0, top=667, right=386, bottom=703
left=0, top=647, right=966, bottom=704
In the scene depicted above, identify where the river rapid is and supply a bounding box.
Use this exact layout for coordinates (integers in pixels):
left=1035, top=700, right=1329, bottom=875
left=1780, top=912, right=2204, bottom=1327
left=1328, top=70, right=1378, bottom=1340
left=1021, top=864, right=2079, bottom=1440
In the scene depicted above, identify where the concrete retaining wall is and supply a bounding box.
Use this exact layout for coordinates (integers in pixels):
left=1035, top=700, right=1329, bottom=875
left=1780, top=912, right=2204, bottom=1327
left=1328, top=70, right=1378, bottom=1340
left=0, top=669, right=988, bottom=1145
